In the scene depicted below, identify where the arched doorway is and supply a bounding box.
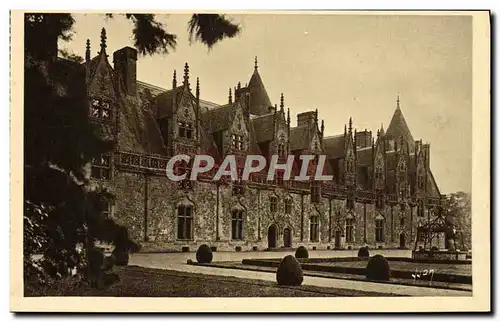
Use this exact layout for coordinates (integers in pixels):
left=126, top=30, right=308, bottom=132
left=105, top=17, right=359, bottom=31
left=334, top=230, right=341, bottom=249
left=283, top=227, right=292, bottom=248
left=268, top=225, right=277, bottom=249
left=399, top=233, right=406, bottom=249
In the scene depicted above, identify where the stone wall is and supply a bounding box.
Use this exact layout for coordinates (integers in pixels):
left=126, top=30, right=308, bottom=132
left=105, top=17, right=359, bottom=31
left=100, top=168, right=438, bottom=252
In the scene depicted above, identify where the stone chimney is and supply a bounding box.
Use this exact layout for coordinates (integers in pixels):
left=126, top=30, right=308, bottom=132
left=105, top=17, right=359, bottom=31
left=297, top=111, right=316, bottom=127
left=356, top=130, right=372, bottom=149
left=113, top=46, right=137, bottom=96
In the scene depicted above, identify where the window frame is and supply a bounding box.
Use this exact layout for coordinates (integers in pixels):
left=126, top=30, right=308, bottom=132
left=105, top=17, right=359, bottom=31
left=90, top=97, right=112, bottom=120
left=231, top=209, right=244, bottom=240
left=310, top=215, right=320, bottom=242
left=375, top=218, right=385, bottom=242
left=91, top=153, right=111, bottom=180
left=284, top=199, right=292, bottom=214
left=270, top=196, right=278, bottom=212
left=177, top=205, right=194, bottom=240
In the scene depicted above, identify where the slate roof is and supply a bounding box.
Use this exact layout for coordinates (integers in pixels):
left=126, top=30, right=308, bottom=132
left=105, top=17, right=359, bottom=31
left=290, top=126, right=310, bottom=151
left=251, top=113, right=275, bottom=143
left=323, top=134, right=345, bottom=159
left=203, top=104, right=233, bottom=133
left=248, top=69, right=273, bottom=115
left=385, top=106, right=415, bottom=150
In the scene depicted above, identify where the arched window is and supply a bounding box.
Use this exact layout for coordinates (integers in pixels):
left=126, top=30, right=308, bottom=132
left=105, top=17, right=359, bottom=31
left=231, top=210, right=244, bottom=240
left=177, top=204, right=193, bottom=240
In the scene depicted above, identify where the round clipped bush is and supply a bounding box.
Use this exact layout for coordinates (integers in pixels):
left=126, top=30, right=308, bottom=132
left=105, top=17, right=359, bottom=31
left=187, top=259, right=194, bottom=265
left=295, top=246, right=309, bottom=259
left=431, top=246, right=439, bottom=252
left=365, top=254, right=391, bottom=281
left=276, top=255, right=304, bottom=286
left=196, top=244, right=213, bottom=264
left=358, top=246, right=370, bottom=258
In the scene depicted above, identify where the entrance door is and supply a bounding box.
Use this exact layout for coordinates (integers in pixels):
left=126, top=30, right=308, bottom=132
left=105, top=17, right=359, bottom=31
left=268, top=225, right=277, bottom=249
left=399, top=233, right=406, bottom=249
left=334, top=230, right=341, bottom=249
left=283, top=228, right=292, bottom=248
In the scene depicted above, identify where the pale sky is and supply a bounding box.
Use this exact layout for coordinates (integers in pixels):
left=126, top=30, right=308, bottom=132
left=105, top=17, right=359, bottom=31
left=60, top=13, right=472, bottom=194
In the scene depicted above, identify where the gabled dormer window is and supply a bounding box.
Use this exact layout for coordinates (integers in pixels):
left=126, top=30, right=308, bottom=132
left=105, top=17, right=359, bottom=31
left=232, top=134, right=244, bottom=150
left=90, top=98, right=112, bottom=120
left=178, top=121, right=194, bottom=139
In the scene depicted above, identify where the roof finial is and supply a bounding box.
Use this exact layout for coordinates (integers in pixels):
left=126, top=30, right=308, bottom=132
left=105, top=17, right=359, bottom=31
left=287, top=108, right=291, bottom=125
left=100, top=28, right=107, bottom=52
left=315, top=109, right=318, bottom=123
left=397, top=93, right=400, bottom=110
left=280, top=93, right=284, bottom=110
left=237, top=81, right=241, bottom=90
left=85, top=39, right=91, bottom=62
left=172, top=70, right=177, bottom=89
left=196, top=77, right=200, bottom=98
left=183, top=63, right=190, bottom=89
left=321, top=119, right=325, bottom=135
left=348, top=117, right=353, bottom=133
left=228, top=88, right=233, bottom=104
left=254, top=56, right=258, bottom=71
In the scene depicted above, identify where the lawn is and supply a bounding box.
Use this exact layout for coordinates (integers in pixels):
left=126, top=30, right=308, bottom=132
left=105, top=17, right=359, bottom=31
left=25, top=265, right=400, bottom=297
left=316, top=260, right=472, bottom=276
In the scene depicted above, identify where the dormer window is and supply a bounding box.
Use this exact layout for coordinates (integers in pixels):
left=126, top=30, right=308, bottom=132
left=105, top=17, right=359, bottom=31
left=90, top=98, right=112, bottom=120
left=178, top=121, right=194, bottom=139
left=232, top=134, right=244, bottom=150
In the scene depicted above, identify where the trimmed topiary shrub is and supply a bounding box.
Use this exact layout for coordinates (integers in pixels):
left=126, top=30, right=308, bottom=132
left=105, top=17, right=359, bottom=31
left=347, top=245, right=352, bottom=250
left=358, top=246, right=370, bottom=258
left=112, top=248, right=129, bottom=266
left=431, top=246, right=439, bottom=252
left=235, top=246, right=242, bottom=252
left=312, top=246, right=317, bottom=250
left=182, top=246, right=190, bottom=253
left=187, top=259, right=194, bottom=264
left=366, top=254, right=391, bottom=281
left=276, top=255, right=304, bottom=286
left=210, top=246, right=217, bottom=252
left=327, top=246, right=331, bottom=250
left=252, top=246, right=258, bottom=251
left=196, top=244, right=213, bottom=264
left=295, top=246, right=309, bottom=259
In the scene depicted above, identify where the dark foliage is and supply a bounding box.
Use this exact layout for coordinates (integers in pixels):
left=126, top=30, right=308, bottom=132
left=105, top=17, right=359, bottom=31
left=127, top=14, right=177, bottom=55
left=366, top=254, right=391, bottom=281
left=358, top=246, right=370, bottom=258
left=188, top=14, right=240, bottom=49
left=23, top=11, right=239, bottom=289
left=187, top=259, right=194, bottom=264
left=23, top=13, right=136, bottom=288
left=196, top=244, right=213, bottom=264
left=295, top=246, right=309, bottom=259
left=276, top=255, right=304, bottom=286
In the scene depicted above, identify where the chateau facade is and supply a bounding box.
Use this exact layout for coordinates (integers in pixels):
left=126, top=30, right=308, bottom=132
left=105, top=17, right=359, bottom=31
left=75, top=29, right=444, bottom=252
